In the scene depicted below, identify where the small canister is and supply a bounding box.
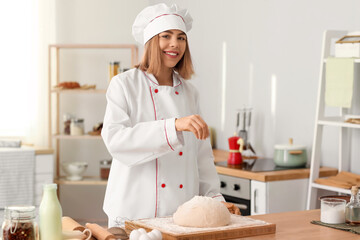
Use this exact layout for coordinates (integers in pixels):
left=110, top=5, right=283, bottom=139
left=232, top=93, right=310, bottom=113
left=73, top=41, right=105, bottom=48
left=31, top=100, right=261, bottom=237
left=2, top=205, right=36, bottom=240
left=100, top=160, right=112, bottom=180
left=70, top=118, right=84, bottom=136
left=63, top=113, right=72, bottom=135
left=321, top=198, right=346, bottom=224
left=109, top=61, right=121, bottom=81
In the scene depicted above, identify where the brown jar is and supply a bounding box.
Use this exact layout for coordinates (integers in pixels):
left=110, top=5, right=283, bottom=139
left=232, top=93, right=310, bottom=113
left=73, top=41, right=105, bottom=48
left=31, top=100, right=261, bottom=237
left=2, top=205, right=36, bottom=240
left=100, top=160, right=112, bottom=180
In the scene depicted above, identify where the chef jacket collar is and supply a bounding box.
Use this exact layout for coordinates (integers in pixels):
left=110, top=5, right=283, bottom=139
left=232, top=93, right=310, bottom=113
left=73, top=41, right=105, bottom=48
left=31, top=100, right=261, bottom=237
left=143, top=71, right=182, bottom=87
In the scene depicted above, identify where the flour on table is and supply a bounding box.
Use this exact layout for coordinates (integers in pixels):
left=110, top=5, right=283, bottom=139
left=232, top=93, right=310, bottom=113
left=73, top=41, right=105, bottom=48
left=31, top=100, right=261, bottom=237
left=133, top=215, right=271, bottom=235
left=173, top=196, right=230, bottom=228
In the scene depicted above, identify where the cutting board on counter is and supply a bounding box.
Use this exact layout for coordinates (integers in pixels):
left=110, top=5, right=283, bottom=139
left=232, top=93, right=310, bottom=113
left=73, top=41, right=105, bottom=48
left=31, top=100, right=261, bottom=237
left=125, top=215, right=276, bottom=240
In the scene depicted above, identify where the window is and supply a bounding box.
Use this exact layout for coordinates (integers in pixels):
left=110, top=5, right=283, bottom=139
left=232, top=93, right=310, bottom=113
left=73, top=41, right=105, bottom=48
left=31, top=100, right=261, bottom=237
left=0, top=0, right=39, bottom=137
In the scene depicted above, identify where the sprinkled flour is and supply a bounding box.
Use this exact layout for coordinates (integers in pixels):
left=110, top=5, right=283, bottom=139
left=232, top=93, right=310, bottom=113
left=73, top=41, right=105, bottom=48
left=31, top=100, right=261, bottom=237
left=131, top=215, right=271, bottom=234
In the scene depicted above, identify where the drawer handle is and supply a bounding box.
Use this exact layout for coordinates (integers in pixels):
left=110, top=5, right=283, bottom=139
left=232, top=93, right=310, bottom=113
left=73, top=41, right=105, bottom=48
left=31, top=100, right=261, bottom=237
left=254, top=189, right=258, bottom=213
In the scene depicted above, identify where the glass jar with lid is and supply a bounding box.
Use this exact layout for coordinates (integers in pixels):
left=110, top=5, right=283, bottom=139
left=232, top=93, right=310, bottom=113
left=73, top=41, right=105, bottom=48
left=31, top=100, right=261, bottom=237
left=70, top=118, right=84, bottom=136
left=2, top=205, right=36, bottom=240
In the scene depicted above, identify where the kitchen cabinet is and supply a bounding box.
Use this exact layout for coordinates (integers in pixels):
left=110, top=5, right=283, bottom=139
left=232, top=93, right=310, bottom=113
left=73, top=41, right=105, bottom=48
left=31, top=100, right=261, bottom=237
left=307, top=30, right=360, bottom=209
left=48, top=44, right=138, bottom=188
left=251, top=179, right=308, bottom=215
left=214, top=149, right=337, bottom=215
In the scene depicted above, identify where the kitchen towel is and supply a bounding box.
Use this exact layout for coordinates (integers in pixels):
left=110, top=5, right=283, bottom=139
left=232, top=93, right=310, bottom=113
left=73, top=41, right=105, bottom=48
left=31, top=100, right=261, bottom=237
left=311, top=220, right=360, bottom=235
left=325, top=57, right=355, bottom=108
left=0, top=139, right=21, bottom=148
left=0, top=148, right=35, bottom=208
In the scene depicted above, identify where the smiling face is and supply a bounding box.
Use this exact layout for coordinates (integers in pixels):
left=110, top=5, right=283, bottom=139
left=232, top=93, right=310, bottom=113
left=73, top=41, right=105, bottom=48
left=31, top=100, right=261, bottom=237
left=158, top=29, right=187, bottom=69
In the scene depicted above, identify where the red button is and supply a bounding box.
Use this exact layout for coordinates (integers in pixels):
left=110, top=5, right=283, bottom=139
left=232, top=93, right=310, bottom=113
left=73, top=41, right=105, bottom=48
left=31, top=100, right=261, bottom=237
left=155, top=89, right=158, bottom=93
left=179, top=184, right=183, bottom=189
left=161, top=183, right=166, bottom=188
left=175, top=91, right=179, bottom=95
left=179, top=151, right=183, bottom=156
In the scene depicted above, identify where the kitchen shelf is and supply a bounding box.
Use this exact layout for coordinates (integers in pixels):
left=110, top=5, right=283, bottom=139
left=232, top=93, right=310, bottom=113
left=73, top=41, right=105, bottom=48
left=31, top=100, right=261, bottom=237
left=307, top=30, right=359, bottom=209
left=51, top=88, right=107, bottom=94
left=53, top=134, right=102, bottom=140
left=55, top=176, right=107, bottom=186
left=48, top=43, right=138, bottom=197
left=318, top=117, right=360, bottom=129
left=311, top=183, right=351, bottom=195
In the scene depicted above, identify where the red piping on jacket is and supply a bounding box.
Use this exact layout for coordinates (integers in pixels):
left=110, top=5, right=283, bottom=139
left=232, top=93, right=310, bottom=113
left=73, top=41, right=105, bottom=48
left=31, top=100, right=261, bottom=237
left=212, top=194, right=223, bottom=199
left=143, top=71, right=159, bottom=86
left=164, top=119, right=174, bottom=151
left=149, top=87, right=157, bottom=120
left=143, top=71, right=182, bottom=88
left=149, top=86, right=158, bottom=217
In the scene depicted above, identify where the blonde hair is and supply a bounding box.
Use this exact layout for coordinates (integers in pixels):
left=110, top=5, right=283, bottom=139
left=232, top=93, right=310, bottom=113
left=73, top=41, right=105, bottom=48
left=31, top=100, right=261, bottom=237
left=135, top=35, right=194, bottom=80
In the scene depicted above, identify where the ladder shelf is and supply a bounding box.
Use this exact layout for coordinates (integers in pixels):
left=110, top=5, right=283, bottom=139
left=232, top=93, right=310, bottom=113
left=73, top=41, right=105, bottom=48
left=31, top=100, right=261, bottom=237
left=306, top=30, right=360, bottom=209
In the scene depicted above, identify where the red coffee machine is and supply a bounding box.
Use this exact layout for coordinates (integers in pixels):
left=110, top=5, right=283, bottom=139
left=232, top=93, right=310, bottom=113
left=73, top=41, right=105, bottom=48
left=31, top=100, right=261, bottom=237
left=228, top=134, right=244, bottom=165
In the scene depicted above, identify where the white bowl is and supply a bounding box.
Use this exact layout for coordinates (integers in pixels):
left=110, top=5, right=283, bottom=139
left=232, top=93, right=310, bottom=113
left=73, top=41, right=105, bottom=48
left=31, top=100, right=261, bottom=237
left=61, top=161, right=88, bottom=181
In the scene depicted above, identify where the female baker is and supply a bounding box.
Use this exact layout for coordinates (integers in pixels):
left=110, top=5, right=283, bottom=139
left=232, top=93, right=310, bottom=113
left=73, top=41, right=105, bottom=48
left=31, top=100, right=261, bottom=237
left=102, top=3, right=240, bottom=227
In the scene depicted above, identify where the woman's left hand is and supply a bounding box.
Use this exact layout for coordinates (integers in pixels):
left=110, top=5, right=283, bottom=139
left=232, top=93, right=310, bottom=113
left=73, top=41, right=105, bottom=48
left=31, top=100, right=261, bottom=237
left=221, top=201, right=241, bottom=215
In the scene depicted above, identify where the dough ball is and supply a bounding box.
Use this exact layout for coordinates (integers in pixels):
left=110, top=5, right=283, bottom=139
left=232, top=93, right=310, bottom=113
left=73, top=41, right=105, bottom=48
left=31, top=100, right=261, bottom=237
left=139, top=234, right=151, bottom=240
left=129, top=230, right=142, bottom=240
left=137, top=228, right=147, bottom=235
left=173, top=196, right=231, bottom=228
left=150, top=229, right=162, bottom=240
left=146, top=231, right=157, bottom=240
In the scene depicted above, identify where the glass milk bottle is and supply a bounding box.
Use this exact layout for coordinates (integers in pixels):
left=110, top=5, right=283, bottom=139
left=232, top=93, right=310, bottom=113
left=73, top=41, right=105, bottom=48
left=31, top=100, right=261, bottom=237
left=39, top=184, right=63, bottom=240
left=345, top=186, right=360, bottom=225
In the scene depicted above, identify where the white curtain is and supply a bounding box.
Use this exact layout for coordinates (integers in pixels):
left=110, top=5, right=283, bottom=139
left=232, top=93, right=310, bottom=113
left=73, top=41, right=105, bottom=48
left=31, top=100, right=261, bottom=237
left=0, top=0, right=55, bottom=147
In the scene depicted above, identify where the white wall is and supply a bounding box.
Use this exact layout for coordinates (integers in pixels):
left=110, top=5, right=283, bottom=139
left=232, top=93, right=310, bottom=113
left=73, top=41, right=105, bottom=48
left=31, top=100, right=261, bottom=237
left=150, top=0, right=360, bottom=172
left=54, top=0, right=360, bottom=221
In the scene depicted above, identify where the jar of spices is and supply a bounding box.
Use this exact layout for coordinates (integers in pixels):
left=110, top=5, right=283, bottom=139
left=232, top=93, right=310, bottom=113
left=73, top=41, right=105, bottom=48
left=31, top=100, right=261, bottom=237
left=2, top=205, right=36, bottom=240
left=70, top=118, right=84, bottom=136
left=100, top=160, right=112, bottom=180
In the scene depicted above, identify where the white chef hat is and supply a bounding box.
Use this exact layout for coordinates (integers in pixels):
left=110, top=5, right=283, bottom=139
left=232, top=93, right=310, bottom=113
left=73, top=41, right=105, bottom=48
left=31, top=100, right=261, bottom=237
left=132, top=3, right=193, bottom=45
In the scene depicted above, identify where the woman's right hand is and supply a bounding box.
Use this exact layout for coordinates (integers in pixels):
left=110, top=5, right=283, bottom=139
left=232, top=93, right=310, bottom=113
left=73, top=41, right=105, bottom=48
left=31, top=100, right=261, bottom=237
left=175, top=115, right=209, bottom=140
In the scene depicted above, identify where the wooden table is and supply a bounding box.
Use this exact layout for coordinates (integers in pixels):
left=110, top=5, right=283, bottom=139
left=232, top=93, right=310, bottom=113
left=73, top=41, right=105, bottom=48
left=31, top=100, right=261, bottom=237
left=241, top=210, right=356, bottom=240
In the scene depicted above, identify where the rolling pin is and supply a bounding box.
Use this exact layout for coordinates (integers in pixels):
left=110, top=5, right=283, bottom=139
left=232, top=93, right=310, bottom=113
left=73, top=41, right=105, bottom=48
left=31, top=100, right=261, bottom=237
left=62, top=216, right=95, bottom=240
left=85, top=223, right=116, bottom=240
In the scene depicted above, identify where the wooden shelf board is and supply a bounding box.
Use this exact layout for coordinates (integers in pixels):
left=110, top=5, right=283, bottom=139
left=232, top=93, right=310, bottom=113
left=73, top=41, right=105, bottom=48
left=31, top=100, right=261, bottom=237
left=318, top=117, right=360, bottom=129
left=53, top=134, right=102, bottom=139
left=51, top=88, right=106, bottom=94
left=55, top=176, right=107, bottom=185
left=311, top=182, right=351, bottom=194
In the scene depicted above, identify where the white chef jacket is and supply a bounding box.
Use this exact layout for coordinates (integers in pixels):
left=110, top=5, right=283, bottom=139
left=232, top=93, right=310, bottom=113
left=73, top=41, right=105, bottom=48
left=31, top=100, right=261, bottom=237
left=101, top=68, right=224, bottom=226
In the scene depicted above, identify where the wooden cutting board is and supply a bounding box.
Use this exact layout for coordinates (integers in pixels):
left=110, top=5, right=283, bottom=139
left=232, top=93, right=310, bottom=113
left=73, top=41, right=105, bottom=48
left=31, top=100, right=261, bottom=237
left=125, top=215, right=276, bottom=240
